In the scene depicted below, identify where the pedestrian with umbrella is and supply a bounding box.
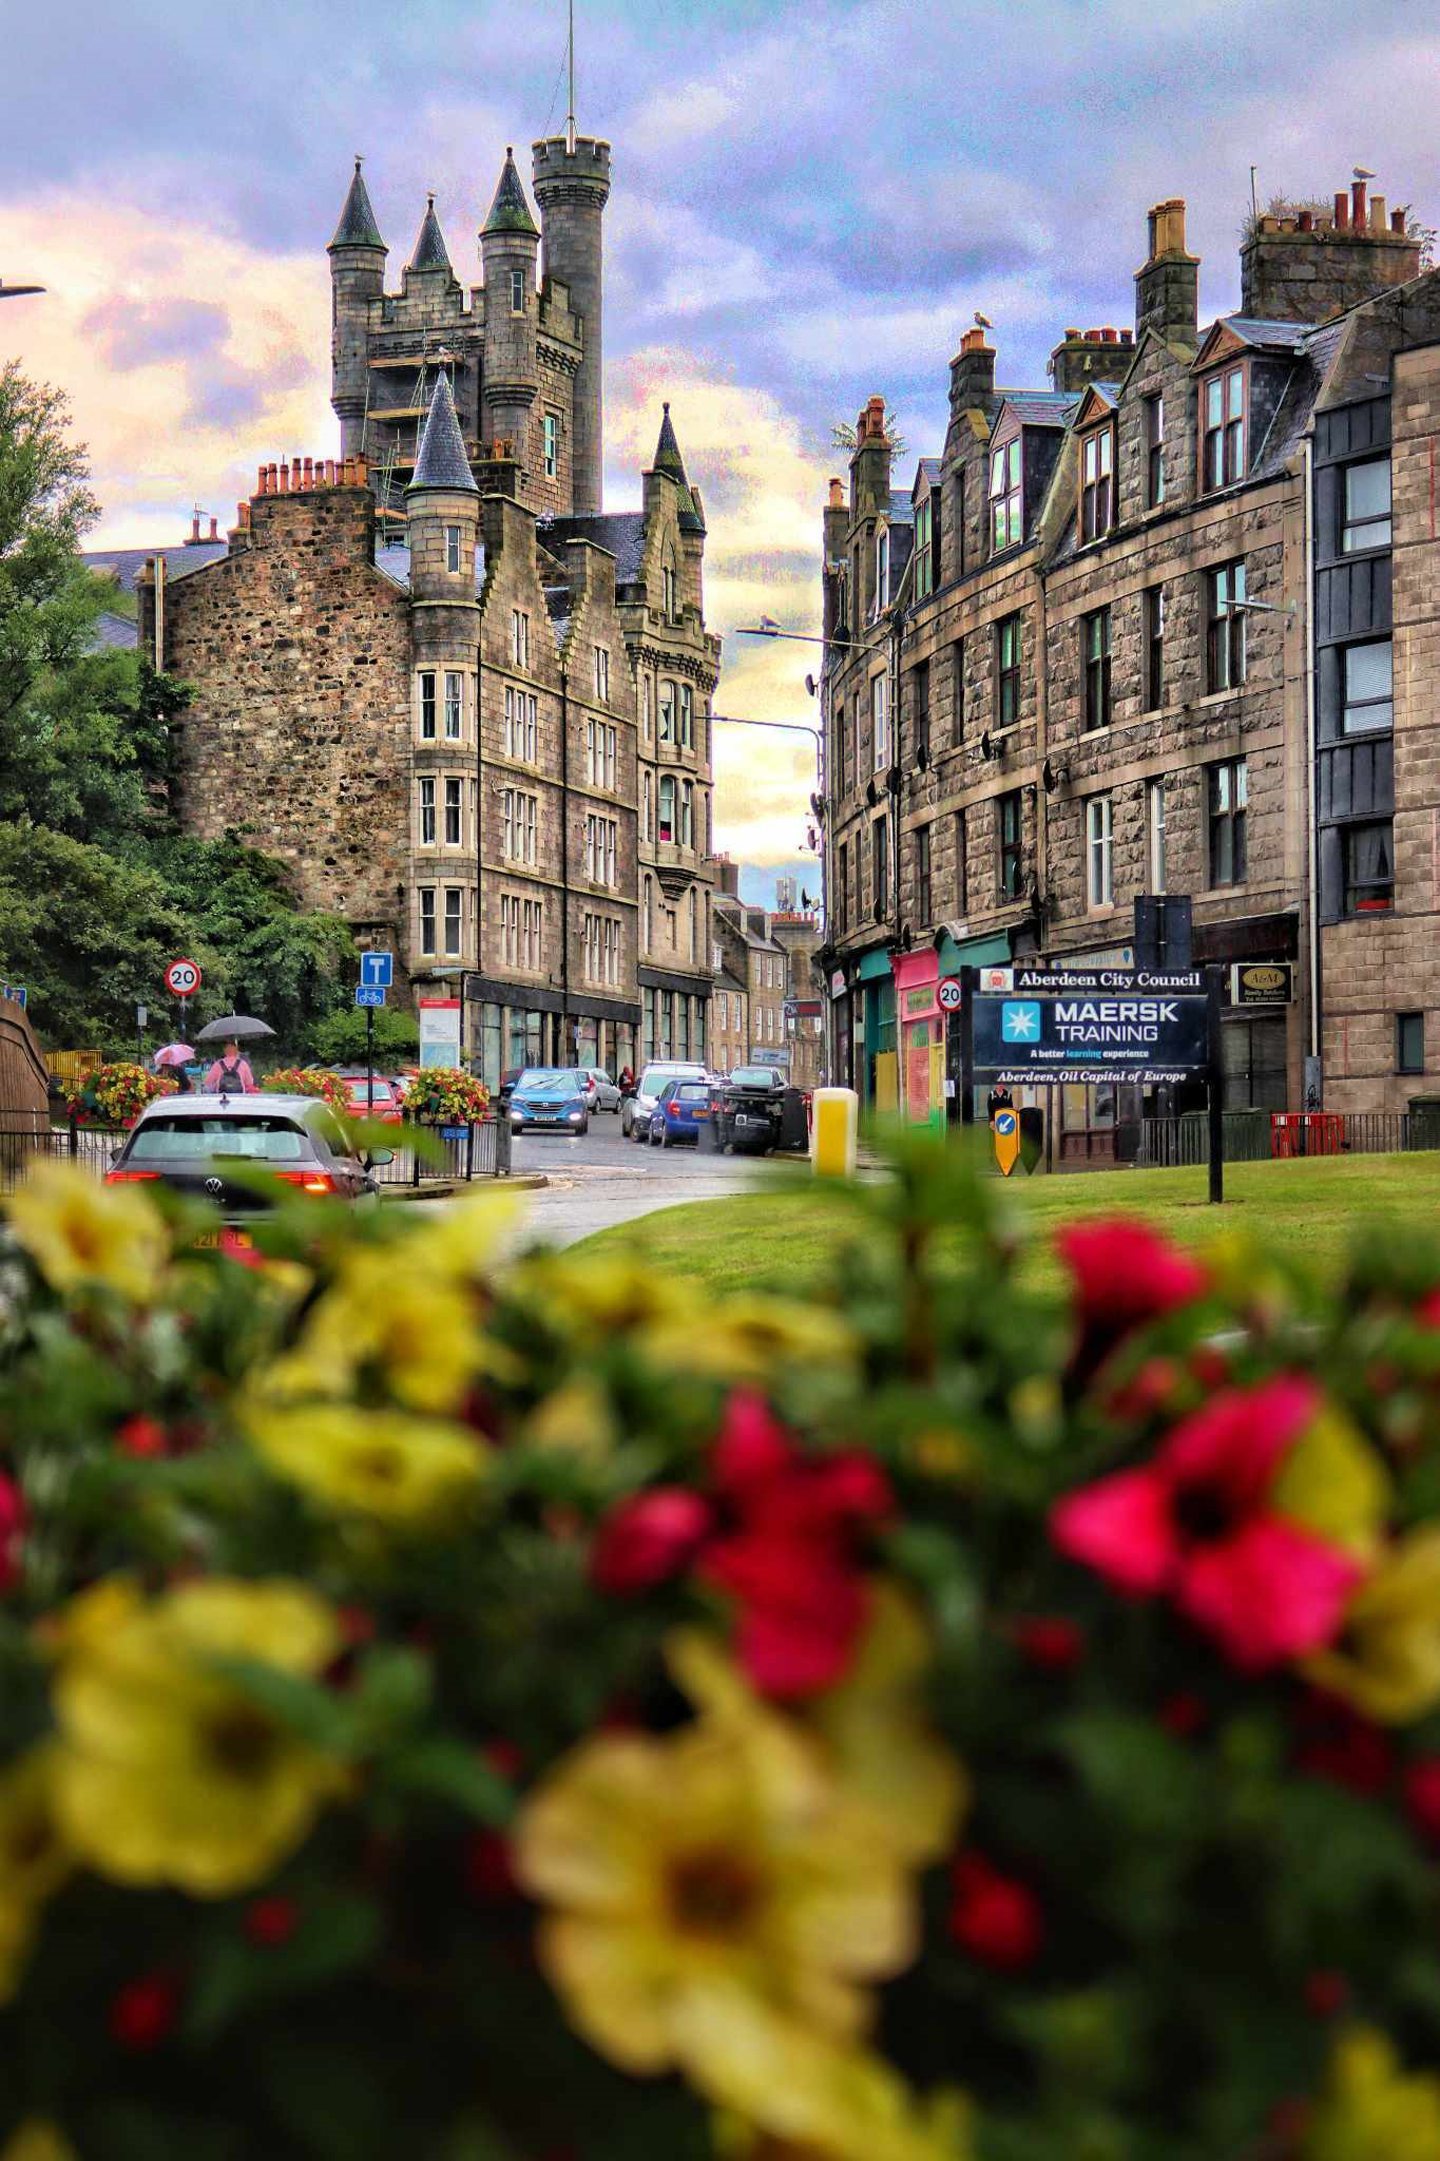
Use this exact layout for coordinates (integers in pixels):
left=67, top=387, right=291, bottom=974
left=153, top=1043, right=196, bottom=1096
left=196, top=1016, right=276, bottom=1096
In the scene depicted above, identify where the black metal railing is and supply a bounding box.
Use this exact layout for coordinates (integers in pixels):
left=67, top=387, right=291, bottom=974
left=1131, top=1109, right=1440, bottom=1168
left=0, top=1115, right=511, bottom=1190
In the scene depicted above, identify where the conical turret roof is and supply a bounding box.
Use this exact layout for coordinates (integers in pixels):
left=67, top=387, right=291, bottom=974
left=408, top=373, right=477, bottom=495
left=482, top=148, right=539, bottom=239
left=408, top=194, right=453, bottom=274
left=653, top=402, right=689, bottom=485
left=329, top=157, right=385, bottom=251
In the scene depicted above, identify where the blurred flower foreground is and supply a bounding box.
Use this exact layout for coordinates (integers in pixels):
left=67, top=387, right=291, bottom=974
left=0, top=1146, right=1437, bottom=2159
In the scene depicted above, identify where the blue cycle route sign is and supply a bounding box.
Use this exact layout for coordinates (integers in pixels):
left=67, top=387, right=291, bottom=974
left=355, top=985, right=386, bottom=1009
left=972, top=969, right=1207, bottom=1086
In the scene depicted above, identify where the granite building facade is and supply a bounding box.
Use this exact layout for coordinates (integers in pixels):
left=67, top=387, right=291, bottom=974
left=135, top=134, right=717, bottom=1078
left=820, top=175, right=1440, bottom=1149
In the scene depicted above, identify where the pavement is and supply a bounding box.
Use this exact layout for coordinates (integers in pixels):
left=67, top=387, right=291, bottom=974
left=506, top=1109, right=785, bottom=1247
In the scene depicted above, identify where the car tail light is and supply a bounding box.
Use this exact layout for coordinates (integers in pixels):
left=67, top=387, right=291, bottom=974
left=105, top=1169, right=159, bottom=1183
left=274, top=1170, right=337, bottom=1196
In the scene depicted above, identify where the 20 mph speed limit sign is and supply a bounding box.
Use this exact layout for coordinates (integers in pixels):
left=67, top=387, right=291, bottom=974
left=937, top=977, right=963, bottom=1012
left=164, top=958, right=203, bottom=998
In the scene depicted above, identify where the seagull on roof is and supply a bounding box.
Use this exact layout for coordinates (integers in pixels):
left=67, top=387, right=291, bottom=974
left=974, top=310, right=993, bottom=329
left=1353, top=166, right=1375, bottom=182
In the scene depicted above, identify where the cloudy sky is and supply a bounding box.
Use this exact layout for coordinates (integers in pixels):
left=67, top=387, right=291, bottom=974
left=5, top=0, right=1437, bottom=900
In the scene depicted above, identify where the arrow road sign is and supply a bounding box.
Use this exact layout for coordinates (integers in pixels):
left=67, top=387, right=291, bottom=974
left=355, top=985, right=387, bottom=1009
left=359, top=951, right=394, bottom=990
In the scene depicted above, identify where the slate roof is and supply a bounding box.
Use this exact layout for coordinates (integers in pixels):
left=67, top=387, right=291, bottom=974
left=91, top=610, right=138, bottom=651
left=1222, top=316, right=1313, bottom=352
left=1251, top=320, right=1347, bottom=480
left=482, top=149, right=539, bottom=238
left=884, top=492, right=915, bottom=525
left=330, top=158, right=385, bottom=252
left=543, top=512, right=648, bottom=583
left=408, top=373, right=477, bottom=494
left=84, top=542, right=229, bottom=592
left=408, top=195, right=452, bottom=275
left=913, top=457, right=943, bottom=494
left=997, top=391, right=1080, bottom=426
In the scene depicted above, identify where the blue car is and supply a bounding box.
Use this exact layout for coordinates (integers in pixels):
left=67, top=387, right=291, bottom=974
left=649, top=1077, right=714, bottom=1148
left=508, top=1068, right=590, bottom=1136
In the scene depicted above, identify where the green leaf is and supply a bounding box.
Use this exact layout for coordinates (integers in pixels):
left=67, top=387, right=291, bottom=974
left=187, top=1890, right=382, bottom=2040
left=380, top=1736, right=515, bottom=1823
left=1053, top=1710, right=1210, bottom=1843
left=208, top=1655, right=358, bottom=1756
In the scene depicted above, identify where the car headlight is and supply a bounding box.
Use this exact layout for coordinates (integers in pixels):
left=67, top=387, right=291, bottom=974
left=568, top=1110, right=583, bottom=1122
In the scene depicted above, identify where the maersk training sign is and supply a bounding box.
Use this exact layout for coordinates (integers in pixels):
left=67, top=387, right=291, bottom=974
left=972, top=969, right=1208, bottom=1085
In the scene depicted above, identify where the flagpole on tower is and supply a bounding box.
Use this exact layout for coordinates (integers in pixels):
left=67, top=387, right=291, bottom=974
left=566, top=0, right=577, bottom=152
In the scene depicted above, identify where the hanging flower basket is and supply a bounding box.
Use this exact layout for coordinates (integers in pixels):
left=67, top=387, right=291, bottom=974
left=63, top=1061, right=172, bottom=1128
left=261, top=1068, right=350, bottom=1117
left=402, top=1066, right=490, bottom=1124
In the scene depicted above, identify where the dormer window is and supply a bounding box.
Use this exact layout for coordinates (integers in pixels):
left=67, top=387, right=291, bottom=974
left=873, top=526, right=890, bottom=617
left=1202, top=363, right=1246, bottom=491
left=989, top=439, right=1021, bottom=552
left=1079, top=426, right=1114, bottom=542
left=913, top=497, right=933, bottom=598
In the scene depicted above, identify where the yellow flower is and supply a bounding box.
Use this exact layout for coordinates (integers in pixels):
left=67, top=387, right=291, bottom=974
left=1, top=2125, right=76, bottom=2161
left=50, top=1577, right=348, bottom=1897
left=7, top=1161, right=168, bottom=1303
left=513, top=1678, right=918, bottom=2087
left=1304, top=2027, right=1440, bottom=2159
left=671, top=1588, right=965, bottom=1870
left=244, top=1401, right=488, bottom=1526
left=0, top=1747, right=70, bottom=2003
left=700, top=1984, right=972, bottom=2161
left=264, top=1246, right=487, bottom=1416
left=1306, top=1530, right=1440, bottom=1723
left=520, top=1374, right=618, bottom=1460
left=402, top=1187, right=519, bottom=1281
left=1273, top=1409, right=1392, bottom=1563
left=640, top=1294, right=856, bottom=1386
left=511, top=1250, right=699, bottom=1339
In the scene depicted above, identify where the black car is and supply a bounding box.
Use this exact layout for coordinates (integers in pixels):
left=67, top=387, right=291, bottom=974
left=106, top=1095, right=389, bottom=1240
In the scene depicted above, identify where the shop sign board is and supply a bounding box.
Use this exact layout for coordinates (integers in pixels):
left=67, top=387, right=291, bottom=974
left=1231, top=962, right=1293, bottom=1007
left=972, top=969, right=1208, bottom=1087
left=418, top=997, right=462, bottom=1069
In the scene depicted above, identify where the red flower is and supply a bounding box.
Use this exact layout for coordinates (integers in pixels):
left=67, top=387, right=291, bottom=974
left=1402, top=1757, right=1440, bottom=1849
left=1058, top=1219, right=1206, bottom=1371
left=1293, top=1691, right=1395, bottom=1798
left=464, top=1828, right=519, bottom=1903
left=590, top=1487, right=714, bottom=1595
left=1415, top=1288, right=1440, bottom=1329
left=696, top=1394, right=893, bottom=1699
left=115, top=1415, right=168, bottom=1460
left=1303, top=1969, right=1349, bottom=2020
left=1102, top=1357, right=1181, bottom=1426
left=1050, top=1378, right=1361, bottom=1672
left=1157, top=1691, right=1208, bottom=1739
left=0, top=1475, right=24, bottom=1593
left=1011, top=1616, right=1086, bottom=1673
left=244, top=1895, right=300, bottom=1947
left=947, top=1852, right=1044, bottom=1973
left=108, top=1971, right=181, bottom=2051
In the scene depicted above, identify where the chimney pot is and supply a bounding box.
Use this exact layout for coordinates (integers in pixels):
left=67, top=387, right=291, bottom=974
left=189, top=509, right=200, bottom=543
left=1120, top=328, right=1132, bottom=343
left=1370, top=195, right=1387, bottom=232
left=1351, top=177, right=1367, bottom=230
left=1298, top=210, right=1313, bottom=232
left=279, top=460, right=290, bottom=491
left=1392, top=206, right=1407, bottom=234
left=828, top=477, right=845, bottom=508
left=1334, top=190, right=1350, bottom=231
left=1063, top=326, right=1082, bottom=341
left=356, top=454, right=368, bottom=484
left=208, top=515, right=218, bottom=541
left=1101, top=326, right=1117, bottom=343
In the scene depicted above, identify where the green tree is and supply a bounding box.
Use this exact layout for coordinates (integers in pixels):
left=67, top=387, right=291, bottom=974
left=0, top=363, right=358, bottom=1056
left=306, top=1005, right=420, bottom=1068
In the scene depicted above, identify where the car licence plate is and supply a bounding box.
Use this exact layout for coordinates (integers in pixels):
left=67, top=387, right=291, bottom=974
left=194, top=1229, right=254, bottom=1252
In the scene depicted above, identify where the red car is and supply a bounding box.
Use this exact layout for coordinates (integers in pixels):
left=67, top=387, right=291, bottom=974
left=336, top=1073, right=403, bottom=1125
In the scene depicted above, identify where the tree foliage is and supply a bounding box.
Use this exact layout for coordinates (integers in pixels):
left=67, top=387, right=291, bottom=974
left=0, top=362, right=357, bottom=1056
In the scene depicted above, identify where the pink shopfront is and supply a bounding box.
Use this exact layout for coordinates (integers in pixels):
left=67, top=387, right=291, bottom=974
left=892, top=949, right=945, bottom=1127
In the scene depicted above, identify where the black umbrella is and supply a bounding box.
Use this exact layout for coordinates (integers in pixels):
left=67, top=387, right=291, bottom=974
left=195, top=1015, right=277, bottom=1043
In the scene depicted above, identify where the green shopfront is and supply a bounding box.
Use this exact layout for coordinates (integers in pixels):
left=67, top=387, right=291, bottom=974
left=856, top=948, right=896, bottom=1110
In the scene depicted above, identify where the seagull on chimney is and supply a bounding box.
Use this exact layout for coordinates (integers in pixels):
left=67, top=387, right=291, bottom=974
left=1353, top=166, right=1375, bottom=182
left=973, top=311, right=993, bottom=329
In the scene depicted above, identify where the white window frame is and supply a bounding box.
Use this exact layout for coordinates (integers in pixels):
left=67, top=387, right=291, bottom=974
left=419, top=671, right=437, bottom=742
left=418, top=776, right=436, bottom=847
left=1148, top=780, right=1167, bottom=895
left=873, top=525, right=889, bottom=618
left=659, top=680, right=675, bottom=744
left=543, top=412, right=559, bottom=480
left=522, top=897, right=543, bottom=970
left=443, top=775, right=463, bottom=847
left=504, top=685, right=538, bottom=761
left=1086, top=795, right=1114, bottom=909
left=503, top=788, right=538, bottom=866
left=419, top=886, right=437, bottom=956
left=509, top=267, right=525, bottom=314
left=871, top=673, right=889, bottom=771
left=445, top=525, right=462, bottom=574
left=443, top=886, right=463, bottom=958
left=989, top=438, right=1022, bottom=552
left=511, top=609, right=529, bottom=669
left=444, top=670, right=463, bottom=740
left=680, top=683, right=693, bottom=747
left=659, top=774, right=677, bottom=845
left=594, top=646, right=609, bottom=704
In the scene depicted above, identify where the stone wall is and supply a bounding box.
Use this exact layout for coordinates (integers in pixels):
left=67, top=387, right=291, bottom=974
left=150, top=483, right=413, bottom=954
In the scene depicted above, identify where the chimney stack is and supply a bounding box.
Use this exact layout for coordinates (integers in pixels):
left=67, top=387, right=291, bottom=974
left=948, top=326, right=996, bottom=418
left=1242, top=172, right=1421, bottom=323
left=1134, top=197, right=1199, bottom=346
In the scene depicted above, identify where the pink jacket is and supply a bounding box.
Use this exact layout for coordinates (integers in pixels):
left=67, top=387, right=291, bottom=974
left=204, top=1056, right=256, bottom=1094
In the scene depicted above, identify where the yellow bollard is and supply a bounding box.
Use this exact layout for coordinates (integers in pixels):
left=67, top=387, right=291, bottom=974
left=810, top=1087, right=859, bottom=1178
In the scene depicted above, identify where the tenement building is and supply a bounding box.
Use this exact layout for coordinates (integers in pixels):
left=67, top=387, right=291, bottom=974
left=132, top=136, right=717, bottom=1080
left=821, top=175, right=1440, bottom=1152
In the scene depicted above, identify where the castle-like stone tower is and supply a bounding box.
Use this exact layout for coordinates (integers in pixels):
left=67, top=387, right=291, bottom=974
left=479, top=150, right=541, bottom=462
left=328, top=159, right=388, bottom=463
left=531, top=135, right=612, bottom=515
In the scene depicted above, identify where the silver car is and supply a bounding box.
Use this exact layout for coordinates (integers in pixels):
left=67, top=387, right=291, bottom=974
left=623, top=1061, right=710, bottom=1140
left=578, top=1067, right=621, bottom=1112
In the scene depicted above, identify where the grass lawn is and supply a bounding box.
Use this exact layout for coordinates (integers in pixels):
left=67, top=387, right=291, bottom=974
left=571, top=1150, right=1440, bottom=1296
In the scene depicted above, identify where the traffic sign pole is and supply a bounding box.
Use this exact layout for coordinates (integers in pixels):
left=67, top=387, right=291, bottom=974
left=959, top=967, right=976, bottom=1129
left=367, top=1002, right=375, bottom=1121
